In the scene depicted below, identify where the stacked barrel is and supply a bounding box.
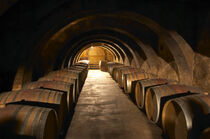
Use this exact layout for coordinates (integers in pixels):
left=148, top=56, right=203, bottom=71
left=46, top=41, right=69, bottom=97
left=105, top=62, right=210, bottom=139
left=0, top=62, right=88, bottom=139
left=99, top=60, right=108, bottom=72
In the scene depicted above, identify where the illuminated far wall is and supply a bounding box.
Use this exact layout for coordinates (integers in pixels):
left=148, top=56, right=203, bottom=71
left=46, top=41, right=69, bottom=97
left=79, top=46, right=114, bottom=65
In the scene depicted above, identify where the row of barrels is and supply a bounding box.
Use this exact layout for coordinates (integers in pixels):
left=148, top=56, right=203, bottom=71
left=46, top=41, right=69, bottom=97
left=0, top=62, right=88, bottom=139
left=104, top=62, right=210, bottom=139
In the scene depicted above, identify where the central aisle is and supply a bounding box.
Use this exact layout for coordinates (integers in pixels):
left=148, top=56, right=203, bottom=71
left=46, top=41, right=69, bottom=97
left=66, top=70, right=163, bottom=139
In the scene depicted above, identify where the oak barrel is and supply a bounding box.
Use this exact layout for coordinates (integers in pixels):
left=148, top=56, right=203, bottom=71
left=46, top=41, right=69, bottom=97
left=117, top=68, right=141, bottom=88
left=39, top=76, right=78, bottom=101
left=99, top=60, right=108, bottom=72
left=71, top=65, right=88, bottom=80
left=145, top=84, right=203, bottom=124
left=23, top=81, right=74, bottom=108
left=135, top=79, right=177, bottom=109
left=123, top=71, right=156, bottom=94
left=162, top=93, right=210, bottom=139
left=71, top=65, right=88, bottom=72
left=110, top=64, right=124, bottom=77
left=47, top=70, right=80, bottom=93
left=63, top=68, right=87, bottom=88
left=0, top=104, right=58, bottom=139
left=107, top=62, right=117, bottom=72
left=0, top=89, right=67, bottom=131
left=73, top=63, right=88, bottom=69
left=107, top=62, right=122, bottom=75
left=112, top=66, right=130, bottom=81
left=68, top=67, right=88, bottom=82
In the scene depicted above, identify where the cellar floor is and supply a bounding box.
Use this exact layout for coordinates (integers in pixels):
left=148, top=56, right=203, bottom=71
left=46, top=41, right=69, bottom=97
left=65, top=70, right=163, bottom=139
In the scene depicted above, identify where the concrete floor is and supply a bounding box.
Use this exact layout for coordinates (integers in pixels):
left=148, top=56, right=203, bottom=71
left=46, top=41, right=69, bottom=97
left=66, top=70, right=163, bottom=139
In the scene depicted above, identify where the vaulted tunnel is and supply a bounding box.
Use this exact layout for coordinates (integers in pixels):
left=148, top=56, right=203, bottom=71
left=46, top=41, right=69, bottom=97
left=0, top=0, right=210, bottom=139
left=7, top=10, right=209, bottom=92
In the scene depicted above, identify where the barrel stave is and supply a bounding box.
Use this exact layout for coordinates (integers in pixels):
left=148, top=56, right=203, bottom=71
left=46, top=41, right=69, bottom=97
left=145, top=84, right=203, bottom=124
left=135, top=79, right=173, bottom=109
left=0, top=104, right=58, bottom=139
left=162, top=93, right=210, bottom=139
left=99, top=60, right=108, bottom=72
left=38, top=76, right=78, bottom=102
left=124, top=72, right=155, bottom=94
left=0, top=89, right=67, bottom=132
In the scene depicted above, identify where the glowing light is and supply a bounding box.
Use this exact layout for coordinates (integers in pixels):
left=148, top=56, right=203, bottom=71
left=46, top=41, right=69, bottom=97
left=78, top=60, right=89, bottom=64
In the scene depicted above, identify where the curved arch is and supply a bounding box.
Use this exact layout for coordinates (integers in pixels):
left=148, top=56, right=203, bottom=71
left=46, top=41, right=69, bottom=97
left=58, top=31, right=145, bottom=70
left=32, top=11, right=194, bottom=84
left=60, top=34, right=132, bottom=68
left=73, top=44, right=119, bottom=65
left=67, top=40, right=125, bottom=68
left=64, top=41, right=122, bottom=68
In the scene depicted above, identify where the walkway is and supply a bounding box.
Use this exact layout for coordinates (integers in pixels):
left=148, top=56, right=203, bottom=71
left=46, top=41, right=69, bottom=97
left=66, top=70, right=163, bottom=139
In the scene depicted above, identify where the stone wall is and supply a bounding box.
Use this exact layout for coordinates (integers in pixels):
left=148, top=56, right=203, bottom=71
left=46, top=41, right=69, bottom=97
left=79, top=46, right=114, bottom=65
left=193, top=53, right=210, bottom=92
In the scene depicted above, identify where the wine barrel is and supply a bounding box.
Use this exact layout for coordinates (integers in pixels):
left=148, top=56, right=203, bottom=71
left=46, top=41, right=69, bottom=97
left=47, top=70, right=82, bottom=95
left=63, top=68, right=84, bottom=74
left=0, top=89, right=67, bottom=131
left=71, top=66, right=88, bottom=77
left=62, top=68, right=86, bottom=88
left=69, top=66, right=88, bottom=82
left=68, top=66, right=88, bottom=79
left=107, top=62, right=116, bottom=66
left=72, top=65, right=88, bottom=71
left=39, top=75, right=79, bottom=101
left=124, top=71, right=156, bottom=94
left=75, top=62, right=88, bottom=65
left=107, top=62, right=115, bottom=73
left=47, top=70, right=80, bottom=91
left=70, top=65, right=87, bottom=70
left=145, top=84, right=203, bottom=124
left=107, top=62, right=118, bottom=71
left=0, top=104, right=58, bottom=139
left=63, top=69, right=83, bottom=83
left=69, top=65, right=88, bottom=71
left=99, top=60, right=108, bottom=72
left=73, top=63, right=88, bottom=68
left=110, top=64, right=124, bottom=77
left=112, top=66, right=130, bottom=81
left=135, top=79, right=178, bottom=109
left=73, top=64, right=88, bottom=70
left=117, top=68, right=141, bottom=88
left=107, top=62, right=122, bottom=75
left=162, top=93, right=210, bottom=139
left=23, top=81, right=75, bottom=107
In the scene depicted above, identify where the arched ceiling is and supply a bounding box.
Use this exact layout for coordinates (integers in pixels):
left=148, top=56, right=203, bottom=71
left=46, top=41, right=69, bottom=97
left=59, top=34, right=137, bottom=69
left=73, top=44, right=118, bottom=64
left=29, top=11, right=194, bottom=85
left=0, top=0, right=209, bottom=94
